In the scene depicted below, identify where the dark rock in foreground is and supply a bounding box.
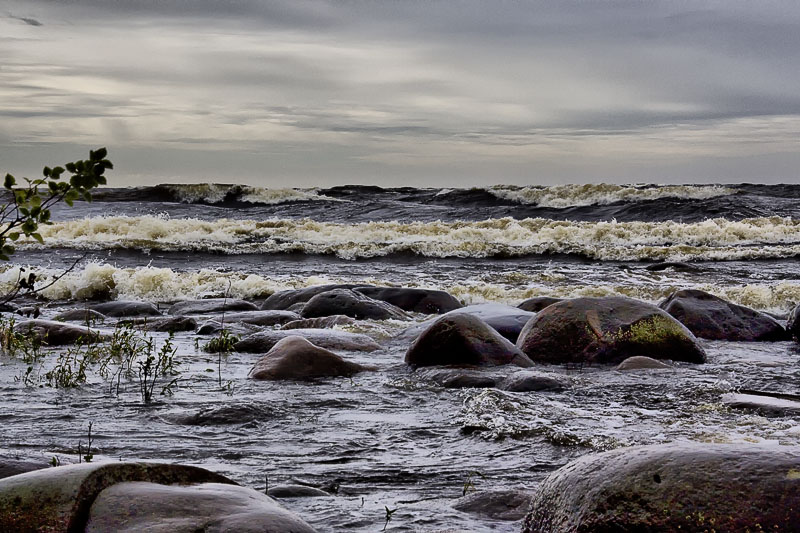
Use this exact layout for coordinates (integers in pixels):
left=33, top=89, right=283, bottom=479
left=453, top=489, right=535, bottom=521
left=406, top=313, right=534, bottom=368
left=523, top=442, right=800, bottom=533
left=249, top=336, right=371, bottom=380
left=301, top=288, right=408, bottom=320
left=517, top=296, right=562, bottom=313
left=354, top=286, right=462, bottom=314
left=659, top=289, right=789, bottom=341
left=236, top=328, right=381, bottom=353
left=89, top=300, right=161, bottom=318
left=13, top=319, right=106, bottom=345
left=0, top=455, right=47, bottom=480
left=517, top=297, right=706, bottom=365
left=168, top=298, right=258, bottom=315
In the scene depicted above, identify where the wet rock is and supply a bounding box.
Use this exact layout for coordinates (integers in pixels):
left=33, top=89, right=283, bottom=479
left=0, top=455, right=47, bottom=480
left=0, top=302, right=17, bottom=313
left=236, top=328, right=381, bottom=353
left=162, top=403, right=282, bottom=425
left=121, top=316, right=198, bottom=332
left=615, top=356, right=673, bottom=370
left=522, top=442, right=800, bottom=533
left=261, top=284, right=366, bottom=310
left=89, top=300, right=161, bottom=318
left=354, top=287, right=462, bottom=314
left=267, top=484, right=331, bottom=498
left=197, top=320, right=257, bottom=336
left=86, top=481, right=317, bottom=532
left=722, top=392, right=800, bottom=417
left=301, top=288, right=409, bottom=320
left=53, top=308, right=107, bottom=323
left=249, top=336, right=371, bottom=380
left=518, top=296, right=563, bottom=313
left=415, top=367, right=499, bottom=389
left=282, top=315, right=356, bottom=330
left=401, top=303, right=537, bottom=343
left=215, top=310, right=300, bottom=326
left=659, top=289, right=789, bottom=341
left=454, top=489, right=535, bottom=521
left=499, top=370, right=567, bottom=392
left=168, top=298, right=258, bottom=315
left=645, top=261, right=699, bottom=272
left=787, top=303, right=800, bottom=340
left=516, top=297, right=706, bottom=365
left=0, top=461, right=234, bottom=532
left=13, top=319, right=106, bottom=345
left=406, top=313, right=534, bottom=368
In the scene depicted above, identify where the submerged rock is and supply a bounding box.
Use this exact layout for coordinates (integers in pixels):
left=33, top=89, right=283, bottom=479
left=414, top=367, right=498, bottom=389
left=405, top=313, right=534, bottom=368
left=168, top=298, right=258, bottom=315
left=213, top=310, right=300, bottom=327
left=659, top=289, right=789, bottom=341
left=281, top=315, right=356, bottom=330
left=522, top=442, right=800, bottom=532
left=354, top=286, right=462, bottom=314
left=516, top=297, right=706, bottom=365
left=721, top=392, right=800, bottom=417
left=267, top=484, right=331, bottom=498
left=86, top=481, right=317, bottom=532
left=161, top=403, right=282, bottom=425
left=89, top=301, right=161, bottom=318
left=249, top=336, right=370, bottom=380
left=301, top=288, right=408, bottom=320
left=121, top=316, right=198, bottom=332
left=53, top=308, right=107, bottom=323
left=261, top=284, right=366, bottom=310
left=236, top=328, right=381, bottom=353
left=499, top=370, right=567, bottom=392
left=400, top=303, right=536, bottom=343
left=13, top=319, right=106, bottom=345
left=517, top=296, right=563, bottom=313
left=453, top=489, right=535, bottom=521
left=615, top=356, right=672, bottom=370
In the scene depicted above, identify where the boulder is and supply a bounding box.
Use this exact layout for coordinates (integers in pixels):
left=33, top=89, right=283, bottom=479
left=0, top=455, right=47, bottom=480
left=267, top=484, right=331, bottom=498
left=282, top=315, right=355, bottom=330
left=236, top=329, right=381, bottom=353
left=522, top=442, right=800, bottom=532
left=85, top=481, right=317, bottom=532
left=261, top=284, right=366, bottom=310
left=121, top=316, right=198, bottom=332
left=197, top=320, right=258, bottom=336
left=248, top=336, right=370, bottom=380
left=518, top=296, right=562, bottom=313
left=615, top=356, right=672, bottom=371
left=354, top=287, right=462, bottom=314
left=721, top=392, right=800, bottom=417
left=0, top=461, right=233, bottom=532
left=13, top=319, right=106, bottom=345
left=301, top=289, right=408, bottom=320
left=405, top=313, right=534, bottom=368
left=788, top=303, right=800, bottom=340
left=499, top=370, right=567, bottom=392
left=659, top=289, right=789, bottom=341
left=415, top=367, right=498, bottom=389
left=453, top=489, right=535, bottom=521
left=516, top=297, right=706, bottom=365
left=53, top=309, right=107, bottom=323
left=168, top=298, right=258, bottom=315
left=400, top=303, right=536, bottom=343
left=89, top=301, right=161, bottom=318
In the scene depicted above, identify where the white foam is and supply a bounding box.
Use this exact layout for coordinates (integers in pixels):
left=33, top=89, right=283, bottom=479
left=487, top=184, right=735, bottom=207
left=165, top=184, right=335, bottom=205
left=27, top=214, right=800, bottom=262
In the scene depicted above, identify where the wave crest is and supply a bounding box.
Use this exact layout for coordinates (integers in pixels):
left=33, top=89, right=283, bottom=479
left=487, top=184, right=735, bottom=207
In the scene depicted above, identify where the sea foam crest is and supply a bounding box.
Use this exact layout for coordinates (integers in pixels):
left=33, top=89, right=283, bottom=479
left=487, top=184, right=735, bottom=207
left=29, top=214, right=800, bottom=262
left=166, top=183, right=334, bottom=205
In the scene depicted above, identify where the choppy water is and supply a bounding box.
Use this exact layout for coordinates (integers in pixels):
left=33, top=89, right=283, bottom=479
left=2, top=182, right=800, bottom=532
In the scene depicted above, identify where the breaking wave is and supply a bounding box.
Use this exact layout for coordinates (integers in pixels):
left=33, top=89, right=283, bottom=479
left=25, top=214, right=800, bottom=262
left=487, top=184, right=735, bottom=208
left=92, top=184, right=336, bottom=206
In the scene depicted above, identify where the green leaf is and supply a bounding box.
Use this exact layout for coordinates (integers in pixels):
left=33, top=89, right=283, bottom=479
left=65, top=162, right=76, bottom=173
left=4, top=174, right=15, bottom=189
left=91, top=147, right=108, bottom=161
left=31, top=233, right=43, bottom=244
left=2, top=245, right=15, bottom=256
left=42, top=166, right=52, bottom=177
left=9, top=233, right=20, bottom=241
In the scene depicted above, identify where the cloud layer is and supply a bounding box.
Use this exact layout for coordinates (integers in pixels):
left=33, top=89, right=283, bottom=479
left=2, top=1, right=799, bottom=186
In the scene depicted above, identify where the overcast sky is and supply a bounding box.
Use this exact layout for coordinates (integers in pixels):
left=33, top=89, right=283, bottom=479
left=2, top=0, right=799, bottom=187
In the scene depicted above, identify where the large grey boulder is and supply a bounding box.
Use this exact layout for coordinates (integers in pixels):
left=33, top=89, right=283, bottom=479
left=168, top=298, right=258, bottom=315
left=354, top=286, right=462, bottom=314
left=85, top=481, right=317, bottom=532
left=517, top=296, right=563, bottom=313
left=249, top=336, right=371, bottom=380
left=453, top=489, right=535, bottom=521
left=301, top=289, right=408, bottom=320
left=53, top=309, right=107, bottom=323
left=516, top=297, right=706, bottom=365
left=89, top=301, right=161, bottom=318
left=405, top=313, right=534, bottom=368
left=523, top=443, right=800, bottom=532
left=659, top=289, right=789, bottom=341
left=236, top=329, right=381, bottom=353
left=400, top=303, right=536, bottom=343
left=261, top=284, right=365, bottom=310
left=13, top=319, right=106, bottom=345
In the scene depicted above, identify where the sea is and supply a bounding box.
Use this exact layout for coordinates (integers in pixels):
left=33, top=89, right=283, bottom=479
left=2, top=182, right=800, bottom=532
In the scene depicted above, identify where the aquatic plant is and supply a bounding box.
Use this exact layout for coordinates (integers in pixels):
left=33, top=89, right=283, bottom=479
left=382, top=506, right=397, bottom=531
left=138, top=332, right=179, bottom=404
